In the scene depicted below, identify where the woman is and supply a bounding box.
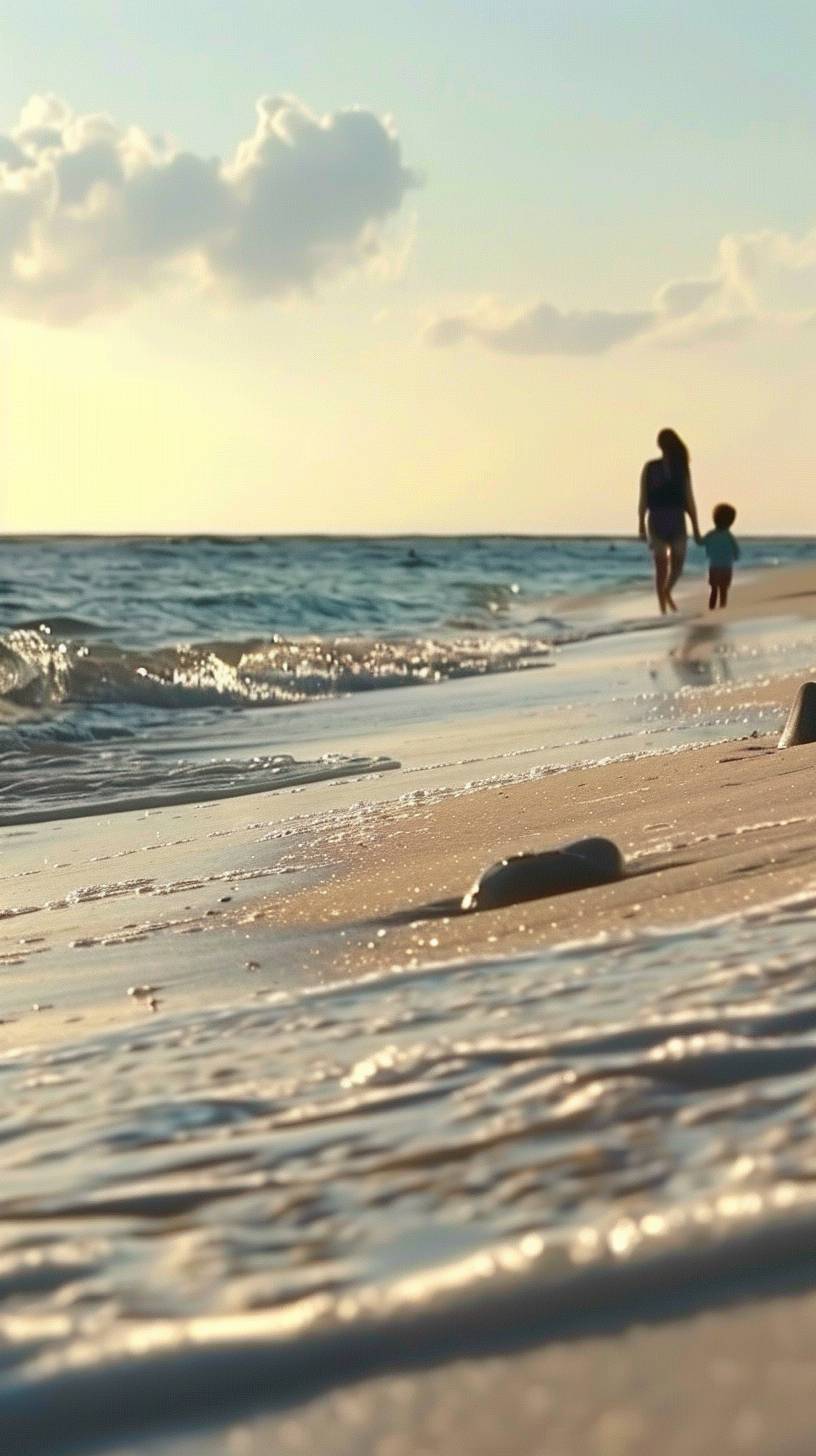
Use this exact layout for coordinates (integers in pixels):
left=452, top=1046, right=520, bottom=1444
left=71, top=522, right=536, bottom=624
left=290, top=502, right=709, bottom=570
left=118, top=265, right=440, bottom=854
left=638, top=428, right=702, bottom=613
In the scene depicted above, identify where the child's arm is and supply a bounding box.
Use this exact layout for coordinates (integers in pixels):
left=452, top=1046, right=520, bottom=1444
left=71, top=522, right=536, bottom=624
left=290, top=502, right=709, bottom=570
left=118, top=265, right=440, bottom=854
left=638, top=467, right=648, bottom=539
left=731, top=534, right=740, bottom=561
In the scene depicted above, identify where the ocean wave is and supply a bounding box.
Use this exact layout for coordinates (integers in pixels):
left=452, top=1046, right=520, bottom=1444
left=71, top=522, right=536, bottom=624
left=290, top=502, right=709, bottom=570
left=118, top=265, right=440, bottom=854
left=0, top=627, right=554, bottom=714
left=14, top=614, right=110, bottom=636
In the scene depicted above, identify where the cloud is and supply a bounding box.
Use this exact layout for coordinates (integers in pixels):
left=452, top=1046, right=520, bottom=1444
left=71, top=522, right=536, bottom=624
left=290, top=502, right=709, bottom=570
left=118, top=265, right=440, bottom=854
left=653, top=276, right=720, bottom=318
left=717, top=227, right=816, bottom=319
left=0, top=93, right=417, bottom=323
left=425, top=300, right=653, bottom=355
left=426, top=223, right=816, bottom=358
left=655, top=308, right=757, bottom=348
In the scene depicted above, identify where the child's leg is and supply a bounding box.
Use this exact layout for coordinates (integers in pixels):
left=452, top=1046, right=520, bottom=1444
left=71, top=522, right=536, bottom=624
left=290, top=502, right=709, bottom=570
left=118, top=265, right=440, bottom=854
left=708, top=569, right=718, bottom=610
left=719, top=569, right=732, bottom=607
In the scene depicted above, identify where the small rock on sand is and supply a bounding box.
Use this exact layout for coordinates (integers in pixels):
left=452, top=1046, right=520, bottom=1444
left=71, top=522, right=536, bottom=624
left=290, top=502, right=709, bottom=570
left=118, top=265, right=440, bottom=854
left=778, top=682, right=816, bottom=749
left=462, top=837, right=625, bottom=912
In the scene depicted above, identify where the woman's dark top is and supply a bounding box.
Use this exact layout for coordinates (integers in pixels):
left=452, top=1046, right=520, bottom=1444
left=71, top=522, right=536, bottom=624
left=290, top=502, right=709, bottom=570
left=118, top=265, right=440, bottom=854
left=643, top=458, right=688, bottom=542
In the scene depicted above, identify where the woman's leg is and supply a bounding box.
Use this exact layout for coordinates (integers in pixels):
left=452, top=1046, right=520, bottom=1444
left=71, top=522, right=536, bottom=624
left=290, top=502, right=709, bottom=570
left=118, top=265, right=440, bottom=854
left=652, top=544, right=670, bottom=613
left=666, top=538, right=687, bottom=609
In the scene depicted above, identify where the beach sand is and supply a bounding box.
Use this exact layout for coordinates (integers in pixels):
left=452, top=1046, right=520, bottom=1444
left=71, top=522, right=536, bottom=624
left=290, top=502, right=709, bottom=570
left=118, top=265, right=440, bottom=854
left=250, top=733, right=816, bottom=980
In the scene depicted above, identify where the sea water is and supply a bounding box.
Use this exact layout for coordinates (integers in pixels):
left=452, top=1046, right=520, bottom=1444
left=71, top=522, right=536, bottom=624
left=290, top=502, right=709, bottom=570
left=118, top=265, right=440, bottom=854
left=1, top=534, right=812, bottom=822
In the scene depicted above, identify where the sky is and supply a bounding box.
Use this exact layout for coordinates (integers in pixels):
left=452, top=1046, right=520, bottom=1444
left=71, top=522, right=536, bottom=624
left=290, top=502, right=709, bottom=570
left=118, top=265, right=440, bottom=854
left=2, top=0, right=815, bottom=534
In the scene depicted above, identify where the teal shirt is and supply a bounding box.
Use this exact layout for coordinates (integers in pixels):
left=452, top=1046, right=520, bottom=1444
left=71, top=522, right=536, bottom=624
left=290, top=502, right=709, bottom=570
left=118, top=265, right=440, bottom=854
left=703, top=529, right=740, bottom=568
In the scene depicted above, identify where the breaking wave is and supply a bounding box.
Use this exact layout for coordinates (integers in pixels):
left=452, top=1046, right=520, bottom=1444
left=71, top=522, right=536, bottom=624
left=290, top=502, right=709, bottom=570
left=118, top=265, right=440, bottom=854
left=0, top=626, right=553, bottom=714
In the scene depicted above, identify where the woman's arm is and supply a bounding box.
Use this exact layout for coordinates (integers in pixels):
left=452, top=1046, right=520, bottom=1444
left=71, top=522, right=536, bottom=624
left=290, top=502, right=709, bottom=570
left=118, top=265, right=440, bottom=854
left=684, top=475, right=703, bottom=544
left=638, top=466, right=648, bottom=538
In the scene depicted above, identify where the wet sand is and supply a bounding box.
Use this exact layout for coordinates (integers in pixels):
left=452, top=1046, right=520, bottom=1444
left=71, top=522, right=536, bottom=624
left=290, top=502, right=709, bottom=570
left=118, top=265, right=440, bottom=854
left=243, top=562, right=816, bottom=976
left=252, top=732, right=816, bottom=978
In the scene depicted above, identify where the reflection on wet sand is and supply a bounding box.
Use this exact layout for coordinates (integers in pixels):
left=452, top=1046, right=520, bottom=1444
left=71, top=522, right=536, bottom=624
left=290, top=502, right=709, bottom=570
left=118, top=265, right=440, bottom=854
left=667, top=621, right=733, bottom=688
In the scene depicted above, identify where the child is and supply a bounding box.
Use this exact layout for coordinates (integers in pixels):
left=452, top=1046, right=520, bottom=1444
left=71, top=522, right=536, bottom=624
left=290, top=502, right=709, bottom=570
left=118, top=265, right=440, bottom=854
left=703, top=503, right=740, bottom=609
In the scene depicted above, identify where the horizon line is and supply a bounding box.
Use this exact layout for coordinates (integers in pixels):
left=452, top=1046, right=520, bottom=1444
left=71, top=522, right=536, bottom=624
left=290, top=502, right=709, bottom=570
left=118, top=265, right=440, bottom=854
left=2, top=532, right=814, bottom=543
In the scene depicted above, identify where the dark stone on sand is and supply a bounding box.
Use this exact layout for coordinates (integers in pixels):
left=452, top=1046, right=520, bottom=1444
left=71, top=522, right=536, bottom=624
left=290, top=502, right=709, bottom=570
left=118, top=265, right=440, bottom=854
left=461, top=836, right=625, bottom=913
left=778, top=682, right=816, bottom=749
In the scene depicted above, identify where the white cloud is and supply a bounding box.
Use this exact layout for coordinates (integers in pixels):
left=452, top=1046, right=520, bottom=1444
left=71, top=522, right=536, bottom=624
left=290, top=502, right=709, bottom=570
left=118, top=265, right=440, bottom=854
left=0, top=94, right=417, bottom=323
left=425, top=300, right=653, bottom=355
left=717, top=227, right=816, bottom=319
left=426, top=224, right=816, bottom=358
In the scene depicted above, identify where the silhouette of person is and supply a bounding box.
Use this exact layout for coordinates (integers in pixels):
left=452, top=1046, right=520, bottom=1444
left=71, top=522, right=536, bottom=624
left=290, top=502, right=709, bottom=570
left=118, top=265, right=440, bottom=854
left=638, top=428, right=703, bottom=613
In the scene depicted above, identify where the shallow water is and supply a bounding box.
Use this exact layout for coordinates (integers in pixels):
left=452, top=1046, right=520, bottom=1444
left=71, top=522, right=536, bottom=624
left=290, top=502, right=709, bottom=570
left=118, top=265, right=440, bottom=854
left=4, top=892, right=816, bottom=1452
left=2, top=535, right=811, bottom=822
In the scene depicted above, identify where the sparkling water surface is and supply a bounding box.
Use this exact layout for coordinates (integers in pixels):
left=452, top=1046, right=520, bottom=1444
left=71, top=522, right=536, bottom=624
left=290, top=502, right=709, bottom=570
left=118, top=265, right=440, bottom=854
left=1, top=535, right=812, bottom=822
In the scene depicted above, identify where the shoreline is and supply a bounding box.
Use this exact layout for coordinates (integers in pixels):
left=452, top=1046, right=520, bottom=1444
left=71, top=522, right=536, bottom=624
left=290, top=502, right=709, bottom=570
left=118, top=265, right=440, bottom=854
left=239, top=562, right=816, bottom=982
left=3, top=560, right=816, bottom=1052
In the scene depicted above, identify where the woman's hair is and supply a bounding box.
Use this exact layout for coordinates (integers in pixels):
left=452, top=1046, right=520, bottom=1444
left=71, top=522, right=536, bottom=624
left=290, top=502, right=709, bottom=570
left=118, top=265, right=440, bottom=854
left=657, top=428, right=690, bottom=481
left=713, top=502, right=737, bottom=529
